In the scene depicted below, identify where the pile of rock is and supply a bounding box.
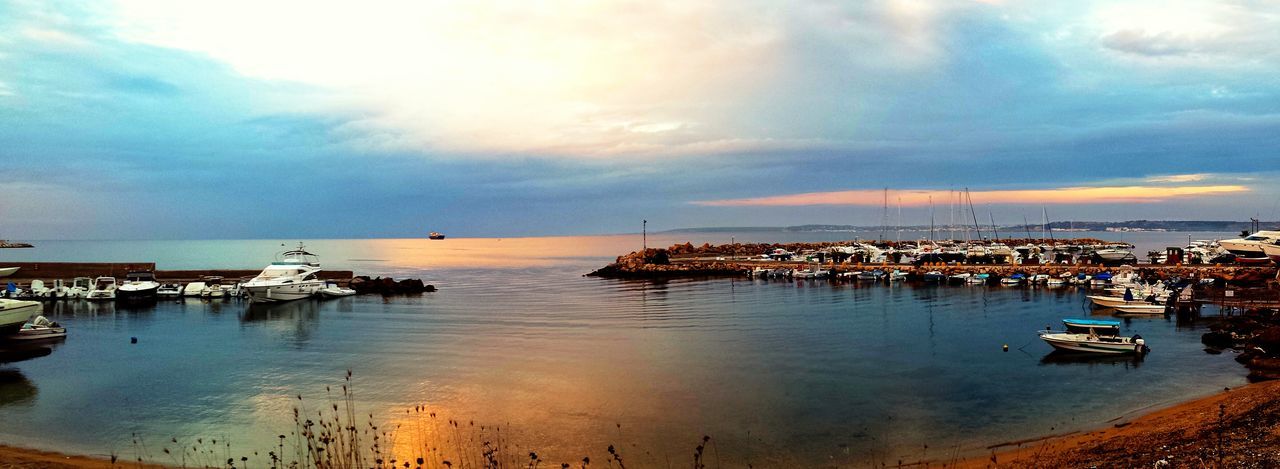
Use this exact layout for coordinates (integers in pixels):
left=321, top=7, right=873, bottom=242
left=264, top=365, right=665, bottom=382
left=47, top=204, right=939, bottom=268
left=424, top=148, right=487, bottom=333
left=1202, top=311, right=1280, bottom=381
left=348, top=276, right=437, bottom=295
left=588, top=248, right=742, bottom=279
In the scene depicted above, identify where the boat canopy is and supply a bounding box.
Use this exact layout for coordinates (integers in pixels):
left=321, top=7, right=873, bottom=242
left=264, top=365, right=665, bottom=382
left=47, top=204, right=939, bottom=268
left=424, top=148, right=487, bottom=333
left=1063, top=318, right=1121, bottom=327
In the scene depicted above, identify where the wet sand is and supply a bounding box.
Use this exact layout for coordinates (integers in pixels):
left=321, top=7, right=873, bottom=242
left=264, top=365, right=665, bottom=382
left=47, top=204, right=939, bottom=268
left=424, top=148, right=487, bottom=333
left=947, top=379, right=1280, bottom=468
left=0, top=445, right=168, bottom=469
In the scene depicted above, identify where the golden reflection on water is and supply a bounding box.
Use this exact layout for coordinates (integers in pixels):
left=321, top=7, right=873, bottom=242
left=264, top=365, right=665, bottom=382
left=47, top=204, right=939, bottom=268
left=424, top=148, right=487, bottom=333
left=366, top=235, right=644, bottom=269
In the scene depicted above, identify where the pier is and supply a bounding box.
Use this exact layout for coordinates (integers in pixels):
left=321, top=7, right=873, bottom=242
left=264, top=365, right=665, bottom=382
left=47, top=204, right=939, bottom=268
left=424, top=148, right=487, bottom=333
left=0, top=262, right=354, bottom=284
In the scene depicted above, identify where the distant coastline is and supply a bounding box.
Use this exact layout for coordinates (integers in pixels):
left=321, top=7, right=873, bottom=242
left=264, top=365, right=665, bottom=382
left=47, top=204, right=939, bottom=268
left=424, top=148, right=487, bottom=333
left=664, top=220, right=1276, bottom=234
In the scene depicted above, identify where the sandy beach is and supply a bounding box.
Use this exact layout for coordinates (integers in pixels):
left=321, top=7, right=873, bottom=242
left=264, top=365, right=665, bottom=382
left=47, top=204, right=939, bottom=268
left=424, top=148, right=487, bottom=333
left=948, top=379, right=1280, bottom=468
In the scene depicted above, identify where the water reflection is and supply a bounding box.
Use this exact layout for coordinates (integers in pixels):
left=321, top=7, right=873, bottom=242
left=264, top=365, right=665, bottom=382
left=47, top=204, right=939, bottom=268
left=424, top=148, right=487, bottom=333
left=240, top=299, right=321, bottom=344
left=0, top=368, right=37, bottom=408
left=1040, top=351, right=1145, bottom=368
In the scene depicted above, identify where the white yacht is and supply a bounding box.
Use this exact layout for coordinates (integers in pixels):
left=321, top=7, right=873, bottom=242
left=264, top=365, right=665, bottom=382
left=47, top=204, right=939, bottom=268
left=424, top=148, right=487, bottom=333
left=86, top=277, right=117, bottom=301
left=117, top=271, right=160, bottom=301
left=182, top=281, right=206, bottom=297
left=1039, top=319, right=1149, bottom=355
left=0, top=299, right=41, bottom=336
left=1219, top=230, right=1280, bottom=260
left=243, top=243, right=326, bottom=303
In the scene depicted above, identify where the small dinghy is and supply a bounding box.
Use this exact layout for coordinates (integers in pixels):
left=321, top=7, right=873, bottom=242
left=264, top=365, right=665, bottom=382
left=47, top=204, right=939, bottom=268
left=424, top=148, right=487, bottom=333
left=12, top=316, right=66, bottom=341
left=1039, top=318, right=1148, bottom=355
left=319, top=283, right=356, bottom=298
left=1113, top=304, right=1168, bottom=315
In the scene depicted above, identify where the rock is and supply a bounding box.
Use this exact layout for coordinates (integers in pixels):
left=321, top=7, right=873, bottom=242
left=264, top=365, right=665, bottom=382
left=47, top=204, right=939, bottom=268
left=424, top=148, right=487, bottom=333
left=1202, top=331, right=1236, bottom=349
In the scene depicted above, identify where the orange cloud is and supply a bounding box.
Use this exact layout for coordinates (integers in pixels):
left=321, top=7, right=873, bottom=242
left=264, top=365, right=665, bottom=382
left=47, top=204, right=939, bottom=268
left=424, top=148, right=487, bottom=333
left=693, top=185, right=1250, bottom=207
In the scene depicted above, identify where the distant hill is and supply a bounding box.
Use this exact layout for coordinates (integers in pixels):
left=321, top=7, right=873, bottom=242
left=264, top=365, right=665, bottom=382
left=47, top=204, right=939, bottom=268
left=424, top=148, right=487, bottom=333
left=664, top=221, right=1279, bottom=234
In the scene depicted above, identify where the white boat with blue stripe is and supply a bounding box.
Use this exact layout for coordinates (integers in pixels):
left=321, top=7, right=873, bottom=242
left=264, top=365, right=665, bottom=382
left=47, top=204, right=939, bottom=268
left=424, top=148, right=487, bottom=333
left=1039, top=318, right=1149, bottom=355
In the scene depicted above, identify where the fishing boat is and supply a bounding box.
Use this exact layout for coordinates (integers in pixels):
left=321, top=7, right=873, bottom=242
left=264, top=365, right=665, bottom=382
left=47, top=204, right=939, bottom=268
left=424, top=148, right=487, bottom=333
left=428, top=232, right=446, bottom=240
left=86, top=277, right=117, bottom=301
left=0, top=299, right=40, bottom=336
left=1039, top=318, right=1149, bottom=354
left=11, top=315, right=66, bottom=341
left=117, top=271, right=160, bottom=301
left=242, top=243, right=326, bottom=303
left=319, top=283, right=357, bottom=298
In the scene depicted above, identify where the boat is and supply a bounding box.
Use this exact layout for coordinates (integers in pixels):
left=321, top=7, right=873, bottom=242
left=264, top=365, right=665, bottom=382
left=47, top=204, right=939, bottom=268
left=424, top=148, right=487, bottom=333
left=10, top=315, right=66, bottom=341
left=922, top=271, right=946, bottom=283
left=67, top=277, right=92, bottom=299
left=888, top=270, right=908, bottom=282
left=1219, top=230, right=1280, bottom=260
left=1000, top=273, right=1026, bottom=285
left=1039, top=319, right=1149, bottom=354
left=117, top=271, right=160, bottom=301
left=0, top=299, right=40, bottom=336
left=1046, top=276, right=1067, bottom=287
left=1090, top=272, right=1113, bottom=287
left=182, top=281, right=206, bottom=297
left=26, top=280, right=50, bottom=299
left=1086, top=293, right=1166, bottom=308
left=1093, top=248, right=1137, bottom=264
left=857, top=270, right=885, bottom=281
left=85, top=277, right=117, bottom=301
left=1030, top=274, right=1050, bottom=285
left=319, top=283, right=356, bottom=298
left=1259, top=242, right=1280, bottom=264
left=156, top=283, right=182, bottom=297
left=948, top=272, right=972, bottom=284
left=242, top=243, right=326, bottom=303
left=0, top=267, right=18, bottom=278
left=968, top=273, right=990, bottom=284
left=200, top=276, right=227, bottom=299
left=428, top=232, right=446, bottom=240
left=1113, top=304, right=1168, bottom=315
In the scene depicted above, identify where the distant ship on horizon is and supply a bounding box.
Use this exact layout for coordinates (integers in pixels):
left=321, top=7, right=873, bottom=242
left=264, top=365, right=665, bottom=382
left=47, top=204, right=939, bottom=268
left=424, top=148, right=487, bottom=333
left=428, top=232, right=446, bottom=240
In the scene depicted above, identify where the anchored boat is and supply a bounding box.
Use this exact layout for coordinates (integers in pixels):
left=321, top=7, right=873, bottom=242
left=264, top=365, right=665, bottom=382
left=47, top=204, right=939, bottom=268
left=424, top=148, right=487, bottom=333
left=1039, top=318, right=1149, bottom=354
left=0, top=299, right=40, bottom=336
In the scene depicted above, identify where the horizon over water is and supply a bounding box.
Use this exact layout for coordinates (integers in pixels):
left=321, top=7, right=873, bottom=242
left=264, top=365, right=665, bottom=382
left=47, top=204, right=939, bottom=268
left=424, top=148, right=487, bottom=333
left=0, top=231, right=1250, bottom=466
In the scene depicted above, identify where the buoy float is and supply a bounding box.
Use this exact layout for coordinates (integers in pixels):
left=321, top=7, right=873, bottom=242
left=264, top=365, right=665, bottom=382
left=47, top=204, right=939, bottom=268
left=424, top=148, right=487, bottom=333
left=1002, top=344, right=1009, bottom=352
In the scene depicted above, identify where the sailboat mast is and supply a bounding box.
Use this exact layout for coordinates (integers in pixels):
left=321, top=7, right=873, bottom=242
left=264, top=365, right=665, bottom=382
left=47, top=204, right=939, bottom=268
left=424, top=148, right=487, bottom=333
left=897, top=196, right=902, bottom=245
left=880, top=187, right=888, bottom=242
left=1023, top=215, right=1032, bottom=240
left=991, top=212, right=1000, bottom=242
left=929, top=195, right=935, bottom=242
left=966, top=188, right=982, bottom=241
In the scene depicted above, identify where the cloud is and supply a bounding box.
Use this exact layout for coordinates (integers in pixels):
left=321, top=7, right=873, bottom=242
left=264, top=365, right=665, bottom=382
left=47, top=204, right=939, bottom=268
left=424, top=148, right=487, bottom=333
left=693, top=184, right=1250, bottom=207
left=1146, top=173, right=1207, bottom=183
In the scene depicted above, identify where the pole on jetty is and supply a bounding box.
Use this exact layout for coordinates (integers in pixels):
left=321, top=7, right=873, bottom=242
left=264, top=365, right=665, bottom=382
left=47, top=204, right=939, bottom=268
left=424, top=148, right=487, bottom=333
left=643, top=220, right=647, bottom=251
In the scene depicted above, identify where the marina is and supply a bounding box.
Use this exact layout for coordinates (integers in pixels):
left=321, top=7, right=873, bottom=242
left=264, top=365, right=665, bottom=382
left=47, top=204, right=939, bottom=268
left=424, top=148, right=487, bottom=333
left=0, top=234, right=1266, bottom=466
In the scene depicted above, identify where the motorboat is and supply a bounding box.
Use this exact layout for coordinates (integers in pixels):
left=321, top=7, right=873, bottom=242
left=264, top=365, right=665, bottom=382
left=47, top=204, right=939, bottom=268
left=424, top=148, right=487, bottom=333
left=156, top=283, right=182, bottom=297
left=1113, top=304, right=1169, bottom=315
left=1030, top=274, right=1050, bottom=285
left=319, top=283, right=357, bottom=298
left=1039, top=318, right=1149, bottom=354
left=86, top=277, right=117, bottom=301
left=888, top=270, right=908, bottom=282
left=857, top=270, right=885, bottom=281
left=1090, top=272, right=1113, bottom=287
left=1259, top=242, right=1280, bottom=264
left=1087, top=293, right=1166, bottom=308
left=200, top=276, right=227, bottom=299
left=1093, top=248, right=1137, bottom=264
left=68, top=277, right=92, bottom=299
left=922, top=271, right=946, bottom=283
left=428, top=232, right=446, bottom=240
left=11, top=315, right=66, bottom=341
left=750, top=267, right=770, bottom=278
left=26, top=280, right=50, bottom=299
left=0, top=267, right=18, bottom=278
left=1219, top=230, right=1280, bottom=260
left=243, top=243, right=326, bottom=303
left=948, top=272, right=972, bottom=284
left=39, top=279, right=71, bottom=300
left=182, top=281, right=207, bottom=297
left=117, top=271, right=160, bottom=301
left=0, top=299, right=40, bottom=335
left=1000, top=273, right=1026, bottom=286
left=967, top=273, right=989, bottom=284
left=1046, top=276, right=1067, bottom=287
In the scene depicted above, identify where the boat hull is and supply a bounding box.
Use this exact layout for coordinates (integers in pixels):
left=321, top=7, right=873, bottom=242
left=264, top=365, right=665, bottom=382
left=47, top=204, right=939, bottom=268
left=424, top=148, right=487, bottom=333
left=1040, top=332, right=1146, bottom=354
left=11, top=326, right=66, bottom=341
left=244, top=282, right=324, bottom=303
left=117, top=283, right=159, bottom=301
left=0, top=300, right=40, bottom=336
left=0, top=267, right=18, bottom=278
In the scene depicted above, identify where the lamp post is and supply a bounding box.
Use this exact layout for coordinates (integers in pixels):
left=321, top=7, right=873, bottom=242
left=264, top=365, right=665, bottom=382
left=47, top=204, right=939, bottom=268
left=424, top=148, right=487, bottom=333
left=643, top=220, right=647, bottom=251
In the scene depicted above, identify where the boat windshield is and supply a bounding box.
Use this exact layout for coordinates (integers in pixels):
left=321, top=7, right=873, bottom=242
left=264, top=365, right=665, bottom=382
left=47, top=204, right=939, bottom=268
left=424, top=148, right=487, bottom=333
left=256, top=268, right=301, bottom=279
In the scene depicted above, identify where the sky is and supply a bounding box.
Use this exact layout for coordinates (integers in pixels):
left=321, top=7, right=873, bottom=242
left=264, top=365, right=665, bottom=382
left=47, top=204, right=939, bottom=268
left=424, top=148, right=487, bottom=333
left=1, top=0, right=1278, bottom=239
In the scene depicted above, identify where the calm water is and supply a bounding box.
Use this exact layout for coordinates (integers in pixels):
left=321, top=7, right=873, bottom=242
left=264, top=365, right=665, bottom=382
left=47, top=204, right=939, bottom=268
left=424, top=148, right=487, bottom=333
left=0, top=233, right=1249, bottom=466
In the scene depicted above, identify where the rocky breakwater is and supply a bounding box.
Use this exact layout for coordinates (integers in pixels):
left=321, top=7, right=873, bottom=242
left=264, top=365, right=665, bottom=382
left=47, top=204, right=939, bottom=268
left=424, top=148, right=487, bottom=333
left=349, top=276, right=437, bottom=295
left=588, top=247, right=744, bottom=279
left=1201, top=306, right=1280, bottom=381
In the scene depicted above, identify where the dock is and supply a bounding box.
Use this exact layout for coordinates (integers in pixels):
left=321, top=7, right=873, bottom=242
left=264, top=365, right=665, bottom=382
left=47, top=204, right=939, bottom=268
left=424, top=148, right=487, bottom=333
left=0, top=262, right=354, bottom=285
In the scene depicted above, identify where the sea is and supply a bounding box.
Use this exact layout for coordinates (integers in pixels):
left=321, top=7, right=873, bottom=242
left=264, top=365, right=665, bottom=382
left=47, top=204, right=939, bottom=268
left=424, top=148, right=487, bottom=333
left=0, top=231, right=1251, bottom=467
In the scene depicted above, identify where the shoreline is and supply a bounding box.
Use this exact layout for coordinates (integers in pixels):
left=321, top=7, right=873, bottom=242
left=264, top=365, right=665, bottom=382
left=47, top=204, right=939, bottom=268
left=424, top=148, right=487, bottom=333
left=7, top=381, right=1279, bottom=468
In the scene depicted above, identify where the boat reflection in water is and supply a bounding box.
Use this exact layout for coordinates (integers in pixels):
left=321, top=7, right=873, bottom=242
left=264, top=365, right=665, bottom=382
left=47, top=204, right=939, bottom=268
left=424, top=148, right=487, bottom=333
left=1040, top=350, right=1145, bottom=368
left=240, top=299, right=321, bottom=344
left=0, top=368, right=37, bottom=409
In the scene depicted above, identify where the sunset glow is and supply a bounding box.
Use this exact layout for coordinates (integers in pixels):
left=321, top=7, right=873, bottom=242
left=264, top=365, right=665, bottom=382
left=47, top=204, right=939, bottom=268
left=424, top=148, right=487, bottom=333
left=695, top=185, right=1251, bottom=207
